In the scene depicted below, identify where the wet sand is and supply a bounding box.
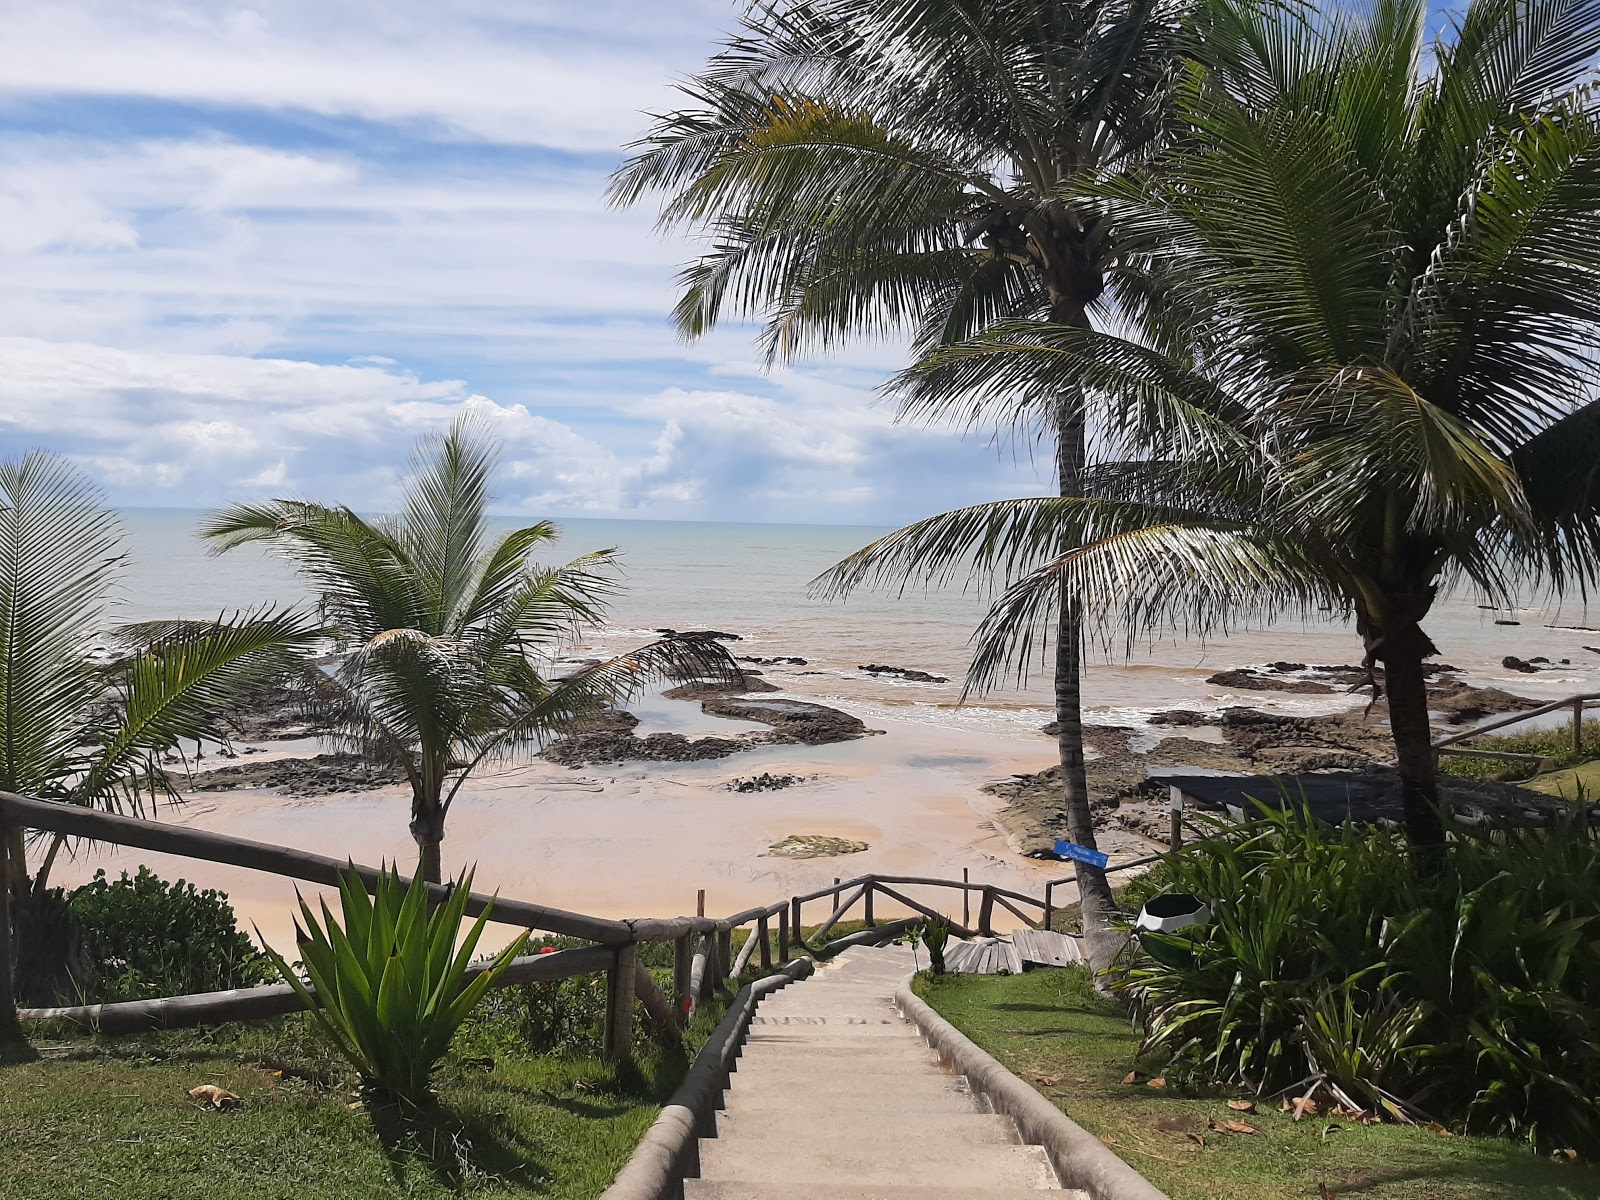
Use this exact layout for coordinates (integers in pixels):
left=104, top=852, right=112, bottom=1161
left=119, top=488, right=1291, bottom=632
left=44, top=702, right=1088, bottom=952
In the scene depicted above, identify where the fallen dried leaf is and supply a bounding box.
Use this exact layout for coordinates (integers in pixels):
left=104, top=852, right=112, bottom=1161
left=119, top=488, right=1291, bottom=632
left=1318, top=1184, right=1339, bottom=1200
left=1099, top=1135, right=1120, bottom=1146
left=1185, top=1131, right=1206, bottom=1148
left=1030, top=1072, right=1060, bottom=1086
left=1553, top=1149, right=1579, bottom=1163
left=1207, top=1117, right=1260, bottom=1135
left=1321, top=1123, right=1342, bottom=1141
left=1122, top=1071, right=1139, bottom=1085
left=188, top=1084, right=241, bottom=1111
left=1147, top=1077, right=1167, bottom=1089
left=1227, top=1099, right=1256, bottom=1113
left=1291, top=1096, right=1320, bottom=1120
left=1424, top=1122, right=1453, bottom=1137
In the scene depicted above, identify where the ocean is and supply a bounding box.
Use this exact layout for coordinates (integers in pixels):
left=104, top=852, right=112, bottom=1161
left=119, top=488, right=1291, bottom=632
left=119, top=507, right=1600, bottom=737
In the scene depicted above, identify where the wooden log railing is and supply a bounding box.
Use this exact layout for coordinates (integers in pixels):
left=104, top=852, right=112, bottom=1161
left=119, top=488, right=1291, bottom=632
left=1432, top=690, right=1600, bottom=764
left=0, top=787, right=1174, bottom=1058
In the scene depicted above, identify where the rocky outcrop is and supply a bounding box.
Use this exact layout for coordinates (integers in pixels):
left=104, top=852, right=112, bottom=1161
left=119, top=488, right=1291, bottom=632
left=186, top=754, right=405, bottom=797
left=542, top=696, right=879, bottom=766
left=662, top=676, right=781, bottom=700
left=858, top=663, right=951, bottom=684
left=700, top=696, right=879, bottom=745
left=1205, top=668, right=1336, bottom=694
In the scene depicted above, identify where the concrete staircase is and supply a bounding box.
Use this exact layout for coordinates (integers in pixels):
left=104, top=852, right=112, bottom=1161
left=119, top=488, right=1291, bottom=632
left=685, top=943, right=1087, bottom=1200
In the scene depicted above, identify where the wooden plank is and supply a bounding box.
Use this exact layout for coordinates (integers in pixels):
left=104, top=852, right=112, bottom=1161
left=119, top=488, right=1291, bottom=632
left=0, top=790, right=634, bottom=945
left=19, top=944, right=615, bottom=1035
left=809, top=883, right=867, bottom=943
left=871, top=883, right=977, bottom=939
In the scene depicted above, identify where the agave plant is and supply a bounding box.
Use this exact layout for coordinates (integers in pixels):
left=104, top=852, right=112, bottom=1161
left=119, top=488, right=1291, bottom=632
left=921, top=917, right=952, bottom=976
left=261, top=863, right=528, bottom=1108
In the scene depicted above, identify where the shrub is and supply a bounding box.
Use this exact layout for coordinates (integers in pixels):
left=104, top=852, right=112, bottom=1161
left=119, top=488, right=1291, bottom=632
left=921, top=918, right=951, bottom=975
left=67, top=868, right=269, bottom=1001
left=1118, top=806, right=1600, bottom=1154
left=260, top=863, right=529, bottom=1108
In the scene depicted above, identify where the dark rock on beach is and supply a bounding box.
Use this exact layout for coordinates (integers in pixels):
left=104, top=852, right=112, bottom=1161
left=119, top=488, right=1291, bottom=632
left=541, top=694, right=879, bottom=766
left=662, top=676, right=781, bottom=700
left=739, top=655, right=808, bottom=666
left=701, top=696, right=878, bottom=745
left=858, top=663, right=950, bottom=684
left=1502, top=655, right=1541, bottom=673
left=1205, top=668, right=1336, bottom=694
left=656, top=628, right=743, bottom=641
left=186, top=754, right=404, bottom=797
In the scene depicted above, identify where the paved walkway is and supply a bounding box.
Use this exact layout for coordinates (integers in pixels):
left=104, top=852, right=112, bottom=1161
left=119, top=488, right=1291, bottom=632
left=685, top=944, right=1085, bottom=1199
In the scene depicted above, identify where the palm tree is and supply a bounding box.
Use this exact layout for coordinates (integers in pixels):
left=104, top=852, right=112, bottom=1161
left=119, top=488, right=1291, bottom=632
left=611, top=0, right=1188, bottom=954
left=202, top=418, right=739, bottom=883
left=0, top=452, right=322, bottom=1026
left=819, top=0, right=1600, bottom=853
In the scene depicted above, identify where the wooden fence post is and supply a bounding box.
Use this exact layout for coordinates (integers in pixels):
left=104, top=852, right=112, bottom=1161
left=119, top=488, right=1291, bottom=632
left=604, top=943, right=637, bottom=1063
left=778, top=906, right=790, bottom=961
left=697, top=889, right=705, bottom=917
left=0, top=829, right=16, bottom=1041
left=978, top=886, right=995, bottom=936
left=791, top=895, right=802, bottom=946
left=1576, top=700, right=1586, bottom=757
left=962, top=868, right=970, bottom=928
left=1043, top=881, right=1054, bottom=934
left=863, top=881, right=874, bottom=927
left=672, top=933, right=692, bottom=1025
left=757, top=914, right=772, bottom=970
left=717, top=928, right=733, bottom=981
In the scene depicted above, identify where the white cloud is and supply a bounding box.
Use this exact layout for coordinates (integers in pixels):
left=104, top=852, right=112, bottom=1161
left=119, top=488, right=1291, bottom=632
left=0, top=1, right=737, bottom=150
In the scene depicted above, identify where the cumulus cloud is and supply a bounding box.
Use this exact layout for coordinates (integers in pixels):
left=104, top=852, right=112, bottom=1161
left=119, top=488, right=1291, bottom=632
left=0, top=0, right=1057, bottom=525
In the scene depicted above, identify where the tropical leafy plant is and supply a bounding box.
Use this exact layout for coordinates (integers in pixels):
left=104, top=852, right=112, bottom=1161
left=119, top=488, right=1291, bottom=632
left=1121, top=807, right=1600, bottom=1152
left=921, top=917, right=951, bottom=975
left=816, top=0, right=1600, bottom=852
left=612, top=0, right=1191, bottom=956
left=0, top=452, right=320, bottom=1024
left=66, top=868, right=268, bottom=1002
left=260, top=862, right=529, bottom=1108
left=202, top=416, right=739, bottom=881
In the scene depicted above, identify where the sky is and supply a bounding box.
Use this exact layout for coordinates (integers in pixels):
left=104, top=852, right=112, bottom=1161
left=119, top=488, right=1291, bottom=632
left=0, top=0, right=1058, bottom=525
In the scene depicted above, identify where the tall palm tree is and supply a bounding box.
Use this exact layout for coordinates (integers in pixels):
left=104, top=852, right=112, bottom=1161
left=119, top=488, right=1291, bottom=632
left=819, top=0, right=1600, bottom=852
left=0, top=452, right=321, bottom=1029
left=611, top=0, right=1187, bottom=953
left=202, top=418, right=739, bottom=883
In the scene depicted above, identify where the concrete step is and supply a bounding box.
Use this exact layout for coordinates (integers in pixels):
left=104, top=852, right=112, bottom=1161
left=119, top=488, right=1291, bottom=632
left=697, top=1139, right=1057, bottom=1188
left=739, top=1043, right=933, bottom=1062
left=725, top=1071, right=975, bottom=1101
left=731, top=1058, right=947, bottom=1079
left=719, top=1091, right=992, bottom=1117
left=712, top=1111, right=1019, bottom=1144
left=687, top=1184, right=1076, bottom=1199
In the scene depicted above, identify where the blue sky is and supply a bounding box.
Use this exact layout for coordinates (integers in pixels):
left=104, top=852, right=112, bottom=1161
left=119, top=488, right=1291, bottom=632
left=0, top=0, right=1061, bottom=524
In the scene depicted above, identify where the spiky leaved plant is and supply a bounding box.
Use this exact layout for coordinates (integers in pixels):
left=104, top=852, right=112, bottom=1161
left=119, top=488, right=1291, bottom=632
left=260, top=863, right=528, bottom=1109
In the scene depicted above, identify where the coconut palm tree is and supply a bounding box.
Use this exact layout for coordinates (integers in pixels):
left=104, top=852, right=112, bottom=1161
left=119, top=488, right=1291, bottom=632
left=202, top=417, right=739, bottom=883
left=611, top=0, right=1188, bottom=953
left=0, top=452, right=322, bottom=1028
left=818, top=0, right=1600, bottom=852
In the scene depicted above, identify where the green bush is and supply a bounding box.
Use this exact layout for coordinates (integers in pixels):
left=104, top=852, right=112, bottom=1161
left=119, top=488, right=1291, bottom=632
left=260, top=863, right=528, bottom=1108
left=1438, top=718, right=1600, bottom=781
left=67, top=867, right=269, bottom=1001
left=1118, top=807, right=1600, bottom=1154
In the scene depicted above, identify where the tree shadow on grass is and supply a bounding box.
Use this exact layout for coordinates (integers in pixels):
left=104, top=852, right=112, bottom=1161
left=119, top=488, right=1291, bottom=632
left=367, top=1094, right=553, bottom=1191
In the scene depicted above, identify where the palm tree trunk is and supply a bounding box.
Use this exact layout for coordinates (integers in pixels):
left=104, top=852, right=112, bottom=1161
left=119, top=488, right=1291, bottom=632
left=1052, top=350, right=1118, bottom=966
left=410, top=806, right=445, bottom=885
left=1380, top=634, right=1447, bottom=855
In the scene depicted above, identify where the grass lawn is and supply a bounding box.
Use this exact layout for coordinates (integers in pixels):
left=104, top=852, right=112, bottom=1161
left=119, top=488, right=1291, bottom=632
left=1528, top=758, right=1600, bottom=799
left=1, top=984, right=736, bottom=1200
left=917, top=968, right=1600, bottom=1200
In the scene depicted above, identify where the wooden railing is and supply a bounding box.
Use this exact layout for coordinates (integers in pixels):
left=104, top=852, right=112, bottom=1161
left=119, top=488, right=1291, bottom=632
left=1432, top=690, right=1600, bottom=769
left=0, top=789, right=1140, bottom=1058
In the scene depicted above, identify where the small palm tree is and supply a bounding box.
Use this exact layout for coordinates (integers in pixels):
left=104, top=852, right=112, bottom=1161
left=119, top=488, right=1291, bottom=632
left=202, top=417, right=738, bottom=882
left=612, top=0, right=1188, bottom=957
left=820, top=0, right=1600, bottom=852
left=0, top=452, right=321, bottom=1025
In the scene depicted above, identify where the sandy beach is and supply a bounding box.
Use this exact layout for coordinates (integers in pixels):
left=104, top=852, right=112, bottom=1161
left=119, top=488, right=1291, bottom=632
left=43, top=692, right=1109, bottom=952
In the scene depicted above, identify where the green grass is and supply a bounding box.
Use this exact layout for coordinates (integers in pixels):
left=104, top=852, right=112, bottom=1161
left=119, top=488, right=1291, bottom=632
left=917, top=968, right=1600, bottom=1200
left=1439, top=718, right=1600, bottom=782
left=2, top=985, right=737, bottom=1200
left=1529, top=758, right=1600, bottom=800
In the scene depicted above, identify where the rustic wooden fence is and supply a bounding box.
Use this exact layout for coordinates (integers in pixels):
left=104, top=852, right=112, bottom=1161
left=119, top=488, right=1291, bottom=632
left=1432, top=689, right=1600, bottom=770
left=0, top=790, right=1158, bottom=1059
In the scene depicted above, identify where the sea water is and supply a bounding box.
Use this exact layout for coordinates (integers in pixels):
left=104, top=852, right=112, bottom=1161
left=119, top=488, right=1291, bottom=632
left=117, top=507, right=1600, bottom=733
